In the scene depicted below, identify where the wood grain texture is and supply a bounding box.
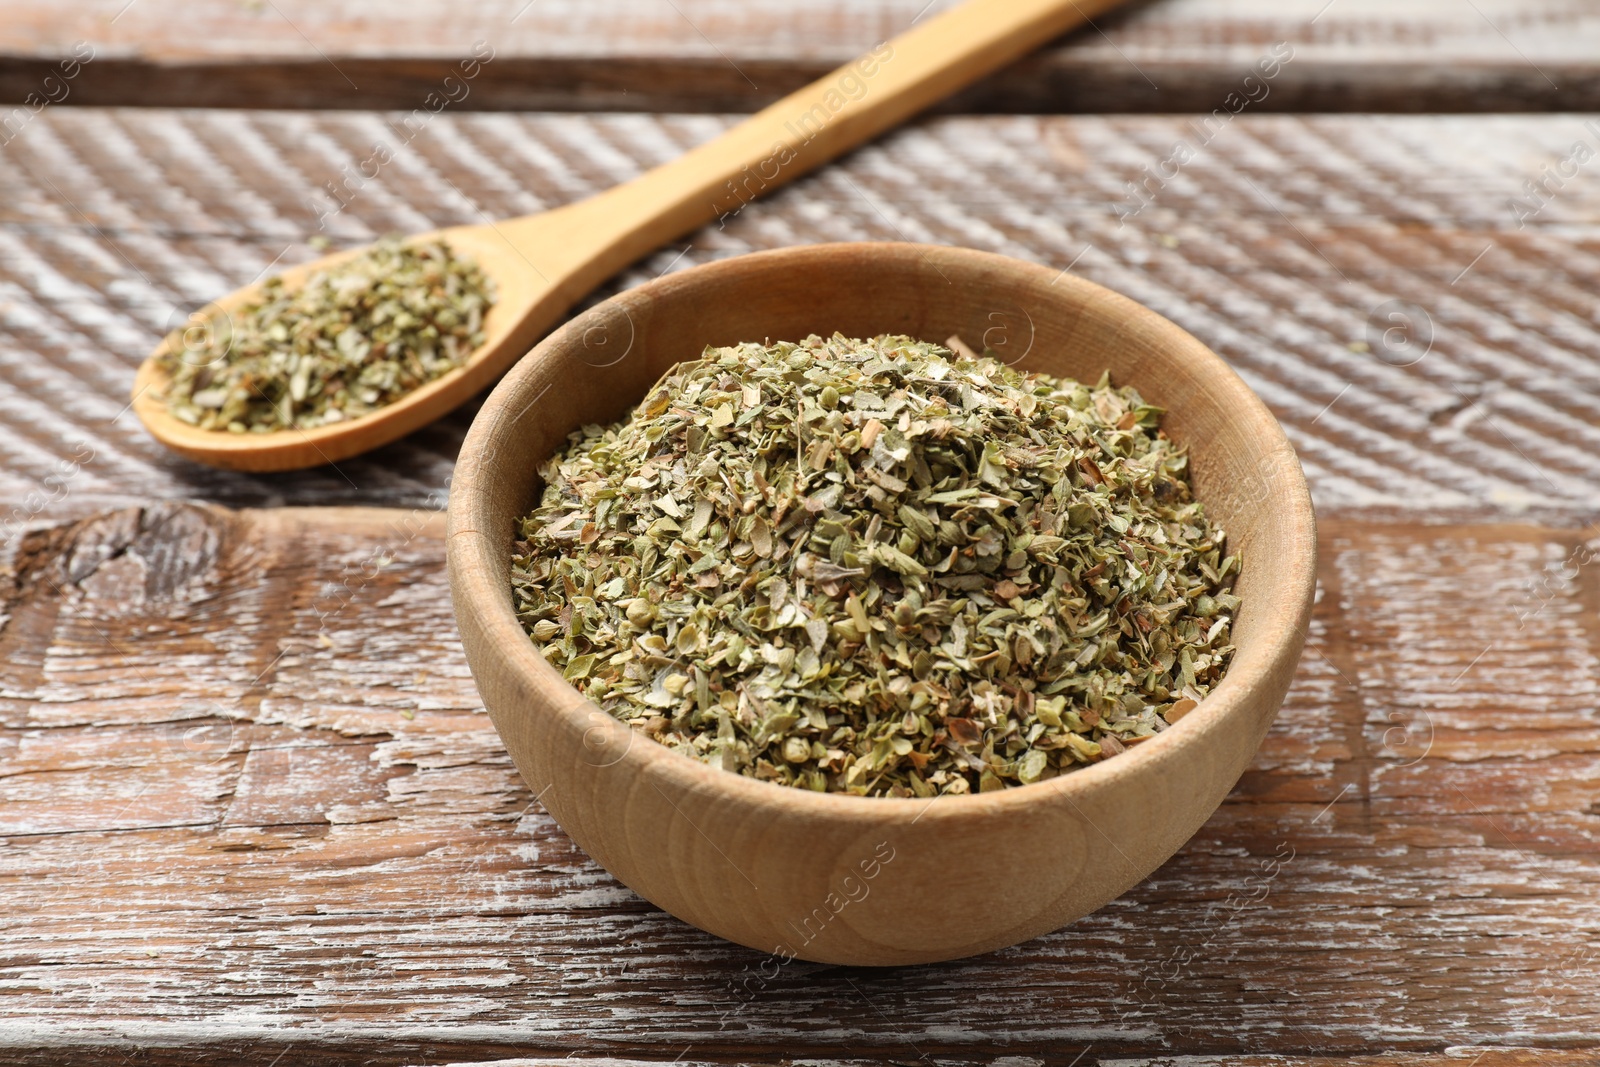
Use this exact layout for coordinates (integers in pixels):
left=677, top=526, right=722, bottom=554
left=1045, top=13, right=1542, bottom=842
left=1, top=0, right=1598, bottom=112
left=1, top=504, right=1597, bottom=1061
left=2, top=110, right=1599, bottom=524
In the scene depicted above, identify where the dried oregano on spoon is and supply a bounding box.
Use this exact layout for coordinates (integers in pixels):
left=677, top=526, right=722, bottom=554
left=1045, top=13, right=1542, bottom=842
left=512, top=334, right=1239, bottom=797
left=158, top=237, right=494, bottom=432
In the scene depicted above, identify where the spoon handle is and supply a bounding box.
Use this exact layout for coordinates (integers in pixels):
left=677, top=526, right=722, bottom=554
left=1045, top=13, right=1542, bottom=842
left=514, top=0, right=1129, bottom=282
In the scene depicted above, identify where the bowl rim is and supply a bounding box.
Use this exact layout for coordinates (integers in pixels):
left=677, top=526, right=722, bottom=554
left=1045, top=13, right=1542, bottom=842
left=448, top=241, right=1318, bottom=820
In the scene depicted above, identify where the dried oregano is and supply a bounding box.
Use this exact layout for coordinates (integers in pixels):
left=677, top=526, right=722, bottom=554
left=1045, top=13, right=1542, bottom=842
left=511, top=334, right=1239, bottom=797
left=159, top=238, right=494, bottom=432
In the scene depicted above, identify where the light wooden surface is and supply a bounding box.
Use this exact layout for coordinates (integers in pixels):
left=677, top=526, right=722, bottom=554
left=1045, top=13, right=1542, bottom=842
left=1, top=30, right=1598, bottom=1065
left=2, top=110, right=1597, bottom=521
left=447, top=242, right=1317, bottom=964
left=131, top=0, right=1131, bottom=471
left=2, top=0, right=1599, bottom=112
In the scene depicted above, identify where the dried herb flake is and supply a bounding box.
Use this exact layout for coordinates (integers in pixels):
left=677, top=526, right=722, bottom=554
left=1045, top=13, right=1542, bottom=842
left=159, top=237, right=495, bottom=432
left=512, top=334, right=1239, bottom=798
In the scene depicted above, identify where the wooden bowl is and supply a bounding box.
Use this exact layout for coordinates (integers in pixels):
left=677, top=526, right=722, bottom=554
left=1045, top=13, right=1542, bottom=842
left=447, top=242, right=1316, bottom=966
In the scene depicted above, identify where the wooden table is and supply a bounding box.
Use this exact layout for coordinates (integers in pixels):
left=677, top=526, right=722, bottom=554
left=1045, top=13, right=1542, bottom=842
left=3, top=3, right=1599, bottom=1064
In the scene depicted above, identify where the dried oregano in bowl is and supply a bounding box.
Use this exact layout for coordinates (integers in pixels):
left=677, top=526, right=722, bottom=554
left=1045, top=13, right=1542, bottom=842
left=158, top=238, right=494, bottom=432
left=511, top=334, right=1239, bottom=798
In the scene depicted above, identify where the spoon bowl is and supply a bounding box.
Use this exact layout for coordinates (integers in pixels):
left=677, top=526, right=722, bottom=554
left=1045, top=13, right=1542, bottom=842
left=132, top=220, right=571, bottom=471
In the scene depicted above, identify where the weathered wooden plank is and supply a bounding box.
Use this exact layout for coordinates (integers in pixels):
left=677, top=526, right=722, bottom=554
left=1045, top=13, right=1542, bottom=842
left=3, top=110, right=1599, bottom=524
left=1, top=0, right=1597, bottom=112
left=7, top=1054, right=1583, bottom=1067
left=1, top=504, right=1597, bottom=1063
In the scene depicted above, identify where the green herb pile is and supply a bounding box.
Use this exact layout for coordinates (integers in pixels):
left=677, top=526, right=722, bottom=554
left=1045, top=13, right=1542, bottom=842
left=158, top=238, right=494, bottom=432
left=512, top=334, right=1239, bottom=797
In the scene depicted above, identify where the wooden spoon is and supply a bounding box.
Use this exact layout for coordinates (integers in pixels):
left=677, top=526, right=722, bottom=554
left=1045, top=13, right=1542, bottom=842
left=133, top=0, right=1128, bottom=471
